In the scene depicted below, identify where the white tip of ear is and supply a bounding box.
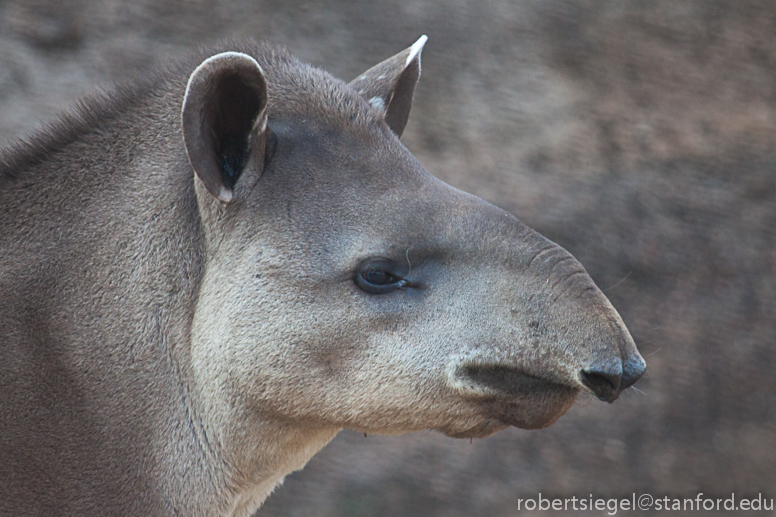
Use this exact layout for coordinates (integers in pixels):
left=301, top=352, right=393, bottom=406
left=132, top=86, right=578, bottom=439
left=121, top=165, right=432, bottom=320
left=254, top=110, right=268, bottom=134
left=369, top=96, right=386, bottom=110
left=217, top=187, right=233, bottom=203
left=406, top=35, right=428, bottom=67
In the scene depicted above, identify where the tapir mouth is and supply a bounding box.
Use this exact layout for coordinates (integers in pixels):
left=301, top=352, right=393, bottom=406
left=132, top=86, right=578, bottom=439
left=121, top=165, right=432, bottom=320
left=460, top=364, right=570, bottom=396
left=447, top=363, right=580, bottom=431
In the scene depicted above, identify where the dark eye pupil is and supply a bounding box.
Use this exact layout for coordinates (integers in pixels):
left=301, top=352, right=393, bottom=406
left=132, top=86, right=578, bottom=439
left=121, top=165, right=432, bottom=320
left=365, top=269, right=391, bottom=285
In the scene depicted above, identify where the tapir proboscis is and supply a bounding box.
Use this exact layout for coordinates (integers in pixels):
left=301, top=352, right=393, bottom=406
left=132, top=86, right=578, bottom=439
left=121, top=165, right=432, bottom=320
left=0, top=36, right=645, bottom=516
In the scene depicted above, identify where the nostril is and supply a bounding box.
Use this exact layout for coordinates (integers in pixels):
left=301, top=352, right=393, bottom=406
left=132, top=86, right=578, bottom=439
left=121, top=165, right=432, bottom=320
left=580, top=368, right=622, bottom=403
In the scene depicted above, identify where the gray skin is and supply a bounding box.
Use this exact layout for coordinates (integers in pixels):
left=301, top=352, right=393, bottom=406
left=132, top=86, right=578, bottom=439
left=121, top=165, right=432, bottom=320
left=0, top=38, right=645, bottom=516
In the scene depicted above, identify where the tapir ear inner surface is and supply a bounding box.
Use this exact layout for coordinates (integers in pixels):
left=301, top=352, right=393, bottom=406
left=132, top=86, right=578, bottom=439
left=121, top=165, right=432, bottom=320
left=349, top=35, right=427, bottom=138
left=182, top=52, right=268, bottom=203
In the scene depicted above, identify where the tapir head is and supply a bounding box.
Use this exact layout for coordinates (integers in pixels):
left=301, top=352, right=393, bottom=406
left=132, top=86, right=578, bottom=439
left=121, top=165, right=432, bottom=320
left=181, top=38, right=645, bottom=443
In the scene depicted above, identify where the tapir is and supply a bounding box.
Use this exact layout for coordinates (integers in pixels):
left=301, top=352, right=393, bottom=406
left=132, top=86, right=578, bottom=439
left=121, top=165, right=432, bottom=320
left=0, top=37, right=645, bottom=516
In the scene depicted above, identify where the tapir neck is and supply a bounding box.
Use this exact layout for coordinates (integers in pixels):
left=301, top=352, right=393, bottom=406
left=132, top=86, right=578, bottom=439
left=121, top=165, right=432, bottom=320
left=213, top=419, right=340, bottom=517
left=0, top=67, right=339, bottom=516
left=182, top=212, right=343, bottom=515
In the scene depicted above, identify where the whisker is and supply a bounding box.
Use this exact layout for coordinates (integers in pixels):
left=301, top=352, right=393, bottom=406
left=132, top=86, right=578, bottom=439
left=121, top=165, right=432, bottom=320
left=603, top=271, right=631, bottom=292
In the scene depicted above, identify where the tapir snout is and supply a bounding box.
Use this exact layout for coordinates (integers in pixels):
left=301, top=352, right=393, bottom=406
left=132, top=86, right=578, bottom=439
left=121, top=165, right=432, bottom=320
left=435, top=197, right=646, bottom=429
left=524, top=237, right=646, bottom=403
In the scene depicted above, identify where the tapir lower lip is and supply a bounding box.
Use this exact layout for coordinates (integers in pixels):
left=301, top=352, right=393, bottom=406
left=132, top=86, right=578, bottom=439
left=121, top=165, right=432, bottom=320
left=451, top=363, right=576, bottom=398
left=448, top=363, right=580, bottom=430
left=460, top=364, right=570, bottom=396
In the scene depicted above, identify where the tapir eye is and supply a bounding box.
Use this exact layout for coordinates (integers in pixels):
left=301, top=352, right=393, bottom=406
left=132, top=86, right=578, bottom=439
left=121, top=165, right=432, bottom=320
left=355, top=262, right=408, bottom=294
left=367, top=269, right=392, bottom=284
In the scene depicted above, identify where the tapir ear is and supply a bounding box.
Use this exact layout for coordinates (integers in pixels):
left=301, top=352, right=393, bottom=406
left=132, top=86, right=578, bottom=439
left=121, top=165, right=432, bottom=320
left=349, top=35, right=427, bottom=138
left=182, top=52, right=268, bottom=203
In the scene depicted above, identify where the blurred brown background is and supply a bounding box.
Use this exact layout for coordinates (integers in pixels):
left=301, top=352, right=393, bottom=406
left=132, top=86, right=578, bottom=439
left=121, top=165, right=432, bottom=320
left=1, top=1, right=774, bottom=515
